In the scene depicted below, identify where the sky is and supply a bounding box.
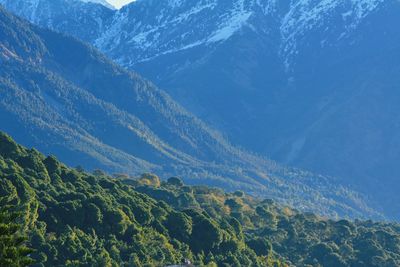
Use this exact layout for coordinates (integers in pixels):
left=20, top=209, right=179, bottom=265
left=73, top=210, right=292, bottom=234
left=107, top=0, right=135, bottom=9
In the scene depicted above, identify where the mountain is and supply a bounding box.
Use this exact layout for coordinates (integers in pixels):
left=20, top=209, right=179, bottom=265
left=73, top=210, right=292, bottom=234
left=0, top=0, right=115, bottom=44
left=2, top=0, right=399, bottom=218
left=0, top=5, right=381, bottom=219
left=2, top=132, right=400, bottom=266
left=80, top=0, right=115, bottom=10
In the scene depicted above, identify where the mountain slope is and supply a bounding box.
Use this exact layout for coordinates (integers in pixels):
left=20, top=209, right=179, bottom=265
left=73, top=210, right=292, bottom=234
left=3, top=0, right=399, bottom=218
left=0, top=5, right=381, bottom=219
left=81, top=0, right=115, bottom=9
left=0, top=0, right=114, bottom=42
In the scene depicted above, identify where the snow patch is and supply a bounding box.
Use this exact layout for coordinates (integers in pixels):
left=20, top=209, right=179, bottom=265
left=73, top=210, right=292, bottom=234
left=207, top=0, right=251, bottom=43
left=279, top=0, right=384, bottom=70
left=80, top=0, right=116, bottom=10
left=92, top=0, right=384, bottom=68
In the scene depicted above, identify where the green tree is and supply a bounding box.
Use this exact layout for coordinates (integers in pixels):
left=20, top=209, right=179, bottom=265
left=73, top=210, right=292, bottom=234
left=247, top=237, right=272, bottom=256
left=167, top=177, right=184, bottom=187
left=0, top=197, right=33, bottom=266
left=164, top=211, right=192, bottom=242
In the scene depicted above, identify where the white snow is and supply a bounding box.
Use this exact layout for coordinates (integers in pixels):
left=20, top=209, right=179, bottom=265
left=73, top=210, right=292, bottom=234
left=279, top=0, right=384, bottom=69
left=99, top=0, right=383, bottom=67
left=80, top=0, right=116, bottom=9
left=207, top=0, right=251, bottom=43
left=5, top=0, right=384, bottom=70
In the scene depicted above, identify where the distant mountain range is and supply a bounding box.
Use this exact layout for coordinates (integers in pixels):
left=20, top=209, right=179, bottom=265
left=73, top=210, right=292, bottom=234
left=2, top=0, right=398, bottom=219
left=0, top=5, right=382, bottom=220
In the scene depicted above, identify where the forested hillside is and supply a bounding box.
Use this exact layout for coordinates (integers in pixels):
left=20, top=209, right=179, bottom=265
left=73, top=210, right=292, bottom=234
left=1, top=132, right=399, bottom=266
left=0, top=132, right=278, bottom=266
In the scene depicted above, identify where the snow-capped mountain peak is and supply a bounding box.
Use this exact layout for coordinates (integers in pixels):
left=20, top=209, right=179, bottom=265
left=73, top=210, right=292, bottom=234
left=0, top=0, right=385, bottom=68
left=80, top=0, right=116, bottom=9
left=92, top=0, right=385, bottom=67
left=94, top=0, right=269, bottom=65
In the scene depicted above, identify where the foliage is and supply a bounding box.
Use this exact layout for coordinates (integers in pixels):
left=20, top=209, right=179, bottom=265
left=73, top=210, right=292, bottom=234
left=0, top=195, right=34, bottom=267
left=1, top=132, right=400, bottom=266
left=135, top=176, right=400, bottom=267
left=0, top=133, right=280, bottom=266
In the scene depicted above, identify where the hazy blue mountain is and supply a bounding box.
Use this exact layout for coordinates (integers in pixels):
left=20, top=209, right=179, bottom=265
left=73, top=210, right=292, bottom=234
left=0, top=5, right=382, bottom=219
left=0, top=0, right=114, bottom=42
left=2, top=0, right=399, bottom=218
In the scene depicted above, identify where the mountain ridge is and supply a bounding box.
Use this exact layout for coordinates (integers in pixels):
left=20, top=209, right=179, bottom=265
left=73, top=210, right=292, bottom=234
left=1, top=0, right=386, bottom=66
left=81, top=0, right=115, bottom=9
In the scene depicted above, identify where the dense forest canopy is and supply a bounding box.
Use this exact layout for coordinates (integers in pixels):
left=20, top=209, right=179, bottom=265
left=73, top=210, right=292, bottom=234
left=1, top=131, right=400, bottom=266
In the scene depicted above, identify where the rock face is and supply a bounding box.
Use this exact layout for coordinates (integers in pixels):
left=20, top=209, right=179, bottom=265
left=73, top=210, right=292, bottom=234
left=2, top=0, right=400, bottom=218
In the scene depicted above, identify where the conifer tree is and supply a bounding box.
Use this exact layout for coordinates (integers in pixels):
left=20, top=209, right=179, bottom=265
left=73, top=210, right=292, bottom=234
left=0, top=197, right=33, bottom=267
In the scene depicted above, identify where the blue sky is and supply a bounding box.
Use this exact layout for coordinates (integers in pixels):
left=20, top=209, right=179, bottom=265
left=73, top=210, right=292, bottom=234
left=107, top=0, right=135, bottom=9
